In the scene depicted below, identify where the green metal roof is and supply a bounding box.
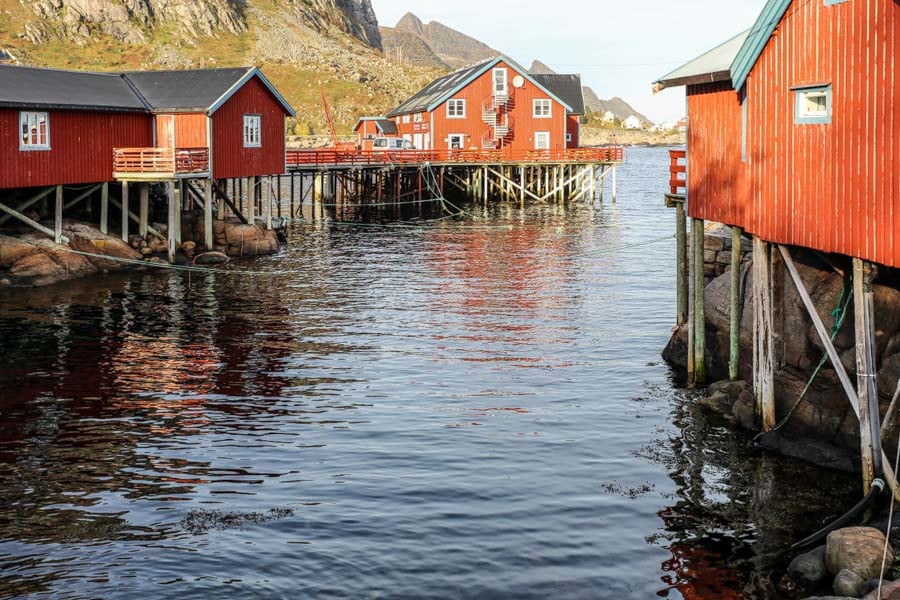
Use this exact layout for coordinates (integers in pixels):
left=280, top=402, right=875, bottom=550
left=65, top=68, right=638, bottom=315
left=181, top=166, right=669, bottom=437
left=730, top=0, right=792, bottom=91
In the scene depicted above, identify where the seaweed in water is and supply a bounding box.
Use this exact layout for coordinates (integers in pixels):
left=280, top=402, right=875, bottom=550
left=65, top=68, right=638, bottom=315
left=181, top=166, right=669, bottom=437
left=182, top=507, right=296, bottom=534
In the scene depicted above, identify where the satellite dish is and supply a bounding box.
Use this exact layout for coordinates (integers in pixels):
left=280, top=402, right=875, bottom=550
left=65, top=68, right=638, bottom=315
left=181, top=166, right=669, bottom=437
left=512, top=75, right=525, bottom=89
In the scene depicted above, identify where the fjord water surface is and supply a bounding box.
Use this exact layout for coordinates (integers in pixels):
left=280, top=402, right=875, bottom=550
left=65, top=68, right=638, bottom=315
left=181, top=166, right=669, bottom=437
left=0, top=148, right=855, bottom=599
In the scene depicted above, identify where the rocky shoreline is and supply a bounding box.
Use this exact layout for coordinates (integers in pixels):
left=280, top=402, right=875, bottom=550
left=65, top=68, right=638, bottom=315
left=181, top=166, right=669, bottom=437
left=0, top=217, right=281, bottom=288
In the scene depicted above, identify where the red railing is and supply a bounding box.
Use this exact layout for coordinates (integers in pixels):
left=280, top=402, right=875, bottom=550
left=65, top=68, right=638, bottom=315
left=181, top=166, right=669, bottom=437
left=113, top=147, right=209, bottom=176
left=669, top=149, right=686, bottom=195
left=286, top=146, right=625, bottom=168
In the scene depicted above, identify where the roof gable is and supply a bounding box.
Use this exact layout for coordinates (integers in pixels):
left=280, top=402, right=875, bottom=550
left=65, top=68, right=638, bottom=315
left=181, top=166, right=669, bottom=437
left=388, top=55, right=573, bottom=117
left=123, top=67, right=295, bottom=116
left=653, top=30, right=750, bottom=92
left=0, top=65, right=148, bottom=112
left=730, top=0, right=792, bottom=91
left=354, top=117, right=398, bottom=135
left=531, top=74, right=585, bottom=114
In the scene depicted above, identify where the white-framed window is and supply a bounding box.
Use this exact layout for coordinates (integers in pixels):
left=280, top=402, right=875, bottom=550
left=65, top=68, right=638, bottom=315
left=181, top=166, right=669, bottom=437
left=535, top=132, right=550, bottom=150
left=447, top=99, right=466, bottom=119
left=794, top=85, right=832, bottom=124
left=414, top=113, right=424, bottom=123
left=402, top=114, right=411, bottom=124
left=493, top=68, right=508, bottom=97
left=20, top=111, right=50, bottom=150
left=533, top=99, right=552, bottom=118
left=243, top=114, right=261, bottom=147
left=566, top=133, right=573, bottom=142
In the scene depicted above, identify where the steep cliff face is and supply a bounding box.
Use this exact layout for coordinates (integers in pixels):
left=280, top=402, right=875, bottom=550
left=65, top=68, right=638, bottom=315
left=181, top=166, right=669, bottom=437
left=391, top=12, right=496, bottom=69
left=21, top=0, right=381, bottom=49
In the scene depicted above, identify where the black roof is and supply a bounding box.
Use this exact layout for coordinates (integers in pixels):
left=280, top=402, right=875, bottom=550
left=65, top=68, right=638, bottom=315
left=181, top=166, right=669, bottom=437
left=532, top=74, right=585, bottom=115
left=374, top=119, right=398, bottom=135
left=0, top=65, right=148, bottom=112
left=123, top=67, right=253, bottom=112
left=387, top=58, right=493, bottom=117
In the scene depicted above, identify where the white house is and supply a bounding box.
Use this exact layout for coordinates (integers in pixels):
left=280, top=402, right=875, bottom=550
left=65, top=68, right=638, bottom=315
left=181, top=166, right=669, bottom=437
left=623, top=115, right=643, bottom=130
left=602, top=110, right=617, bottom=123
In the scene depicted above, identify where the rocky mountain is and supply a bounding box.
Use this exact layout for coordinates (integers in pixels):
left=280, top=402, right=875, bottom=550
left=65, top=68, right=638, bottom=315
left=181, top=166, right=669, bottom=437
left=0, top=0, right=440, bottom=133
left=379, top=26, right=449, bottom=69
left=528, top=60, right=650, bottom=123
left=387, top=12, right=497, bottom=69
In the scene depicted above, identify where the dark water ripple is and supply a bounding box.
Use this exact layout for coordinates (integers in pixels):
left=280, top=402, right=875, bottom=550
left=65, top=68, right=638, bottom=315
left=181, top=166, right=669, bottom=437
left=0, top=148, right=856, bottom=599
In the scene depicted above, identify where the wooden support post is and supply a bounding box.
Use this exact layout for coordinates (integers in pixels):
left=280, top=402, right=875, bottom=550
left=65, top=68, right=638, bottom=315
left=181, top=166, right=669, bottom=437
left=482, top=167, right=488, bottom=205
left=729, top=226, right=743, bottom=381
left=752, top=237, right=775, bottom=429
left=0, top=187, right=56, bottom=226
left=590, top=166, right=597, bottom=205
left=247, top=177, right=256, bottom=224
left=167, top=184, right=177, bottom=262
left=668, top=198, right=687, bottom=326
left=519, top=167, right=526, bottom=207
left=204, top=179, right=214, bottom=250
left=265, top=176, right=273, bottom=230
left=611, top=165, right=617, bottom=203
left=53, top=185, right=64, bottom=244
left=276, top=174, right=282, bottom=218
left=854, top=258, right=882, bottom=490
left=0, top=198, right=68, bottom=243
left=692, top=218, right=707, bottom=385
left=173, top=182, right=182, bottom=244
left=290, top=173, right=296, bottom=216
left=97, top=183, right=108, bottom=235
left=599, top=167, right=605, bottom=204
left=121, top=182, right=130, bottom=242
left=139, top=184, right=149, bottom=239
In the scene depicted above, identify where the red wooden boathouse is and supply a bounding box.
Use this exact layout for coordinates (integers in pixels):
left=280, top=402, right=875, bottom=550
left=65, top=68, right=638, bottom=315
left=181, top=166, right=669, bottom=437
left=655, top=0, right=900, bottom=490
left=386, top=56, right=582, bottom=154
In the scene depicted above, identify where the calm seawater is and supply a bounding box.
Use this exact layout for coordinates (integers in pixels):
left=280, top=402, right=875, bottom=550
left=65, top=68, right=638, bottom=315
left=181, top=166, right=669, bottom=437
left=0, top=148, right=856, bottom=599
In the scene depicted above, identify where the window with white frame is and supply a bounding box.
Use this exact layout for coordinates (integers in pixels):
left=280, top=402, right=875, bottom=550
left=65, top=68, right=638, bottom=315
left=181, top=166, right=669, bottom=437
left=414, top=113, right=424, bottom=123
left=20, top=111, right=50, bottom=150
left=402, top=114, right=411, bottom=124
left=447, top=99, right=466, bottom=119
left=243, top=115, right=261, bottom=147
left=794, top=85, right=832, bottom=124
left=533, top=99, right=552, bottom=118
left=535, top=132, right=550, bottom=150
left=566, top=133, right=573, bottom=142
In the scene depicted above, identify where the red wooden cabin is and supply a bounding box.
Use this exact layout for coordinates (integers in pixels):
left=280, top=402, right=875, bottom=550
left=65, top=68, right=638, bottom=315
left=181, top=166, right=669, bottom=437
left=353, top=117, right=400, bottom=151
left=387, top=56, right=580, bottom=155
left=655, top=0, right=900, bottom=268
left=0, top=67, right=153, bottom=189
left=116, top=67, right=295, bottom=182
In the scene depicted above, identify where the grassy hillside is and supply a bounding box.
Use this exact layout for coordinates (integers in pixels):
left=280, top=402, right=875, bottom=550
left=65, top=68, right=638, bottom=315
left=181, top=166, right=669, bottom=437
left=0, top=0, right=442, bottom=135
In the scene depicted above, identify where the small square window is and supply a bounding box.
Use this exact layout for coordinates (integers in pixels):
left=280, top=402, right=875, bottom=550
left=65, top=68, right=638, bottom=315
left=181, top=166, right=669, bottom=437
left=447, top=99, right=466, bottom=119
left=535, top=132, right=550, bottom=150
left=533, top=99, right=552, bottom=118
left=794, top=85, right=832, bottom=124
left=565, top=133, right=573, bottom=142
left=402, top=114, right=411, bottom=124
left=20, top=111, right=50, bottom=150
left=243, top=115, right=261, bottom=147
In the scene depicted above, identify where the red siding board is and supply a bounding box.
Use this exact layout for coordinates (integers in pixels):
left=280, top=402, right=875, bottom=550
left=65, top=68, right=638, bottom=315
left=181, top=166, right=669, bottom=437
left=0, top=109, right=152, bottom=189
left=687, top=0, right=900, bottom=268
left=212, top=76, right=288, bottom=180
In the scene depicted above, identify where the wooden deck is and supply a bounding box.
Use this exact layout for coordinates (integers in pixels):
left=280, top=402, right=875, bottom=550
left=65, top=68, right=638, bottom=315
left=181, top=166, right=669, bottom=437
left=113, top=147, right=210, bottom=181
left=286, top=147, right=625, bottom=170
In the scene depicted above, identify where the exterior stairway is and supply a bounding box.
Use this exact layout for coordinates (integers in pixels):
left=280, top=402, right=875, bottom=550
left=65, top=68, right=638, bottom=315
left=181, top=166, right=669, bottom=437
left=481, top=91, right=515, bottom=149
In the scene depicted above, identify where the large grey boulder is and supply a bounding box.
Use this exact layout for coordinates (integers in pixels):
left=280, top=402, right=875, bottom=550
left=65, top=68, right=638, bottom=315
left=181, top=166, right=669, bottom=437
left=833, top=568, right=867, bottom=598
left=826, top=528, right=893, bottom=582
left=790, top=545, right=829, bottom=586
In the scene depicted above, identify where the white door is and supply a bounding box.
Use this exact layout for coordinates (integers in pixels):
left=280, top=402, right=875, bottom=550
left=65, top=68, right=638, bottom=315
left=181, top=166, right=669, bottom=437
left=535, top=132, right=550, bottom=150
left=448, top=134, right=465, bottom=150
left=493, top=68, right=508, bottom=97
left=413, top=133, right=423, bottom=150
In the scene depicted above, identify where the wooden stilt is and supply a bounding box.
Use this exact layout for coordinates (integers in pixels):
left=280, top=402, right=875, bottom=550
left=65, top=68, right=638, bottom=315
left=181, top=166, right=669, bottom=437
left=173, top=182, right=182, bottom=244
left=204, top=179, right=214, bottom=250
left=730, top=227, right=743, bottom=380
left=120, top=182, right=129, bottom=242
left=139, top=184, right=149, bottom=239
left=752, top=237, right=775, bottom=429
left=0, top=198, right=67, bottom=242
left=0, top=186, right=55, bottom=226
left=693, top=218, right=707, bottom=385
left=265, top=176, right=273, bottom=230
left=167, top=184, right=177, bottom=262
left=611, top=165, right=617, bottom=203
left=854, top=258, right=881, bottom=490
left=247, top=177, right=256, bottom=224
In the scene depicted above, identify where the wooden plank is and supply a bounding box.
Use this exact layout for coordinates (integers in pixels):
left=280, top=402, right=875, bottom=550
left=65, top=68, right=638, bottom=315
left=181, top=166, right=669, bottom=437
left=0, top=186, right=55, bottom=226
left=675, top=200, right=688, bottom=326
left=730, top=227, right=743, bottom=380
left=100, top=182, right=109, bottom=235
left=204, top=179, right=214, bottom=250
left=0, top=199, right=68, bottom=243
left=854, top=258, right=880, bottom=491
left=167, top=184, right=176, bottom=263
left=107, top=197, right=164, bottom=241
left=693, top=219, right=706, bottom=384
left=211, top=180, right=248, bottom=225
left=121, top=182, right=129, bottom=243
left=753, top=237, right=775, bottom=429
left=139, top=184, right=149, bottom=238
left=54, top=185, right=63, bottom=244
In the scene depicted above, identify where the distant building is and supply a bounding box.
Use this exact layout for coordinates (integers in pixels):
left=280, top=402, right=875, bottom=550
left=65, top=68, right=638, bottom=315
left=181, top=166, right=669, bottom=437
left=623, top=115, right=643, bottom=130
left=354, top=117, right=400, bottom=150
left=602, top=110, right=617, bottom=123
left=387, top=55, right=582, bottom=153
left=676, top=118, right=687, bottom=132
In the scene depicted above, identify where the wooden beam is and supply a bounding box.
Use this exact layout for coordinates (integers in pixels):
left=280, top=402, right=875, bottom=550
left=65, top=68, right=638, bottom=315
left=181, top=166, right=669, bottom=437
left=675, top=198, right=688, bottom=326
left=139, top=184, right=149, bottom=238
left=0, top=186, right=55, bottom=226
left=54, top=185, right=63, bottom=244
left=730, top=227, right=743, bottom=380
left=62, top=183, right=103, bottom=212
left=693, top=218, right=707, bottom=385
left=854, top=258, right=881, bottom=490
left=167, top=184, right=176, bottom=263
left=0, top=199, right=68, bottom=243
left=121, top=182, right=129, bottom=242
left=486, top=167, right=543, bottom=203
left=204, top=179, right=214, bottom=250
left=753, top=237, right=775, bottom=429
left=211, top=180, right=249, bottom=225
left=100, top=182, right=109, bottom=235
left=106, top=196, right=164, bottom=241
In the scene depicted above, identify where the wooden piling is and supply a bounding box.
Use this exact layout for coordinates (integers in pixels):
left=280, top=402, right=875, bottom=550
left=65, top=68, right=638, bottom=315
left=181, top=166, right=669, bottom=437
left=729, top=226, right=743, bottom=380
left=692, top=218, right=706, bottom=385
left=752, top=237, right=776, bottom=430
left=854, top=257, right=881, bottom=490
left=204, top=179, right=214, bottom=250
left=54, top=185, right=63, bottom=244
left=100, top=182, right=109, bottom=235
left=167, top=184, right=176, bottom=263
left=139, top=183, right=149, bottom=239
left=121, top=182, right=129, bottom=242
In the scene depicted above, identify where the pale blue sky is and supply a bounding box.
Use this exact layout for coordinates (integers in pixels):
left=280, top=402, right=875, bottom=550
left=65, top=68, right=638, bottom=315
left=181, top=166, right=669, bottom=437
left=370, top=1, right=767, bottom=122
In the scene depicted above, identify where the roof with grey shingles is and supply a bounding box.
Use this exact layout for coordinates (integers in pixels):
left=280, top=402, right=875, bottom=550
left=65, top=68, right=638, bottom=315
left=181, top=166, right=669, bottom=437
left=532, top=74, right=585, bottom=115
left=653, top=30, right=750, bottom=92
left=0, top=65, right=148, bottom=111
left=388, top=58, right=493, bottom=117
left=123, top=67, right=253, bottom=112
left=0, top=65, right=295, bottom=116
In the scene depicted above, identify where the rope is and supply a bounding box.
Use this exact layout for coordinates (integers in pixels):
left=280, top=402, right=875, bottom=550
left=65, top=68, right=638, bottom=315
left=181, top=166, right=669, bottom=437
left=879, top=382, right=900, bottom=598
left=59, top=247, right=293, bottom=277
left=753, top=285, right=854, bottom=443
